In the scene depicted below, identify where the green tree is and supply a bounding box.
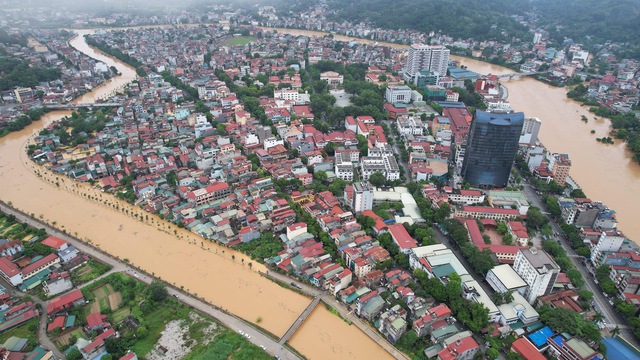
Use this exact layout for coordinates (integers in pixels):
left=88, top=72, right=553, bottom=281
left=148, top=281, right=168, bottom=301
left=67, top=349, right=83, bottom=360
left=567, top=268, right=585, bottom=288
left=486, top=348, right=499, bottom=359
left=369, top=172, right=386, bottom=187
left=314, top=170, right=328, bottom=183
left=616, top=302, right=637, bottom=317
left=526, top=207, right=547, bottom=230
left=496, top=221, right=508, bottom=235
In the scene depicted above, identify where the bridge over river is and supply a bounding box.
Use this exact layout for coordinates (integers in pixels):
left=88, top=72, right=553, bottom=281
left=43, top=102, right=123, bottom=110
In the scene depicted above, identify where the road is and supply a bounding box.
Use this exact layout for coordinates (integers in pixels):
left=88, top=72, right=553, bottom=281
left=383, top=120, right=412, bottom=182
left=0, top=201, right=301, bottom=360
left=0, top=276, right=65, bottom=360
left=519, top=179, right=640, bottom=348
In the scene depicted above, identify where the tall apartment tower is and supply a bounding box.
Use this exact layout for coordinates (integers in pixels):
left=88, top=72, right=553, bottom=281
left=403, top=44, right=450, bottom=84
left=519, top=116, right=542, bottom=147
left=461, top=110, right=525, bottom=188
left=550, top=153, right=571, bottom=187
left=352, top=182, right=374, bottom=214
left=513, top=248, right=560, bottom=304
left=533, top=32, right=543, bottom=44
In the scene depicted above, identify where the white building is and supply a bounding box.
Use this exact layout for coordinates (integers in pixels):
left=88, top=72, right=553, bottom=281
left=274, top=88, right=300, bottom=102
left=396, top=116, right=425, bottom=136
left=403, top=44, right=450, bottom=83
left=320, top=71, right=344, bottom=88
left=361, top=156, right=400, bottom=182
left=520, top=117, right=542, bottom=147
left=263, top=137, right=284, bottom=150
left=497, top=292, right=539, bottom=326
left=351, top=182, right=374, bottom=214
left=533, top=32, right=542, bottom=44
left=385, top=85, right=413, bottom=104
left=410, top=245, right=500, bottom=322
left=590, top=230, right=626, bottom=267
left=335, top=152, right=355, bottom=181
left=447, top=189, right=485, bottom=205
left=486, top=264, right=528, bottom=296
left=513, top=248, right=560, bottom=304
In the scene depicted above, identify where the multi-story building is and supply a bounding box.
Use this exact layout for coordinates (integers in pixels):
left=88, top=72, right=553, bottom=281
left=396, top=116, right=425, bottom=136
left=385, top=85, right=413, bottom=104
left=486, top=264, right=528, bottom=295
left=513, top=248, right=560, bottom=304
left=550, top=153, right=571, bottom=186
left=519, top=117, right=542, bottom=147
left=360, top=156, right=400, bottom=182
left=547, top=333, right=600, bottom=360
left=186, top=182, right=231, bottom=206
left=403, top=44, right=450, bottom=84
left=461, top=111, right=525, bottom=188
left=590, top=230, right=626, bottom=267
left=453, top=206, right=520, bottom=221
left=351, top=182, right=374, bottom=214
left=320, top=71, right=344, bottom=89
left=335, top=152, right=355, bottom=181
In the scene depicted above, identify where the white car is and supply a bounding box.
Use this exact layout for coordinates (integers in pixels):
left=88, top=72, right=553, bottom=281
left=260, top=345, right=266, bottom=350
left=238, top=330, right=244, bottom=335
left=245, top=334, right=251, bottom=339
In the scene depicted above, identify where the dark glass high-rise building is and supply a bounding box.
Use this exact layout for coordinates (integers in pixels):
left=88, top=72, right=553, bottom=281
left=461, top=110, right=525, bottom=188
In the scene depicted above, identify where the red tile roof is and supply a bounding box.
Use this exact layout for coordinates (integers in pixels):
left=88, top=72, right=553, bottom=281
left=41, top=236, right=67, bottom=249
left=21, top=253, right=59, bottom=276
left=388, top=224, right=417, bottom=250
left=0, top=257, right=20, bottom=277
left=47, top=289, right=83, bottom=315
left=511, top=338, right=546, bottom=360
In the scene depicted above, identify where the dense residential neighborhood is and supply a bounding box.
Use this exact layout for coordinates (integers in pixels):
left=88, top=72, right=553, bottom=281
left=0, top=2, right=640, bottom=360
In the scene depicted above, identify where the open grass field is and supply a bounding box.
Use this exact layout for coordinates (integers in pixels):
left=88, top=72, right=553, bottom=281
left=112, top=308, right=131, bottom=323
left=54, top=327, right=85, bottom=347
left=223, top=36, right=255, bottom=46
left=0, top=318, right=38, bottom=343
left=183, top=330, right=273, bottom=360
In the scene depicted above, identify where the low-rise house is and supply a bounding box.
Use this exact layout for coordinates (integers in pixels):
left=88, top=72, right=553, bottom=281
left=47, top=289, right=85, bottom=315
left=42, top=272, right=73, bottom=296
left=437, top=335, right=479, bottom=360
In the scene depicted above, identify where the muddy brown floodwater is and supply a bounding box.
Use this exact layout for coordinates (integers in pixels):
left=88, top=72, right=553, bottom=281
left=268, top=26, right=640, bottom=243
left=452, top=57, right=640, bottom=243
left=0, top=29, right=394, bottom=359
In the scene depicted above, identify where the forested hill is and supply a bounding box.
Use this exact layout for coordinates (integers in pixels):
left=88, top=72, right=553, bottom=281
left=325, top=0, right=530, bottom=43
left=324, top=0, right=640, bottom=57
left=532, top=0, right=640, bottom=59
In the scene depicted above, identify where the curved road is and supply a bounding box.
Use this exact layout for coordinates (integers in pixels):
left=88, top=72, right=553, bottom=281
left=0, top=201, right=300, bottom=360
left=519, top=178, right=640, bottom=348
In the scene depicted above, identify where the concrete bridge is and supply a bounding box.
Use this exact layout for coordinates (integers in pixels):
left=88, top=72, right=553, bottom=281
left=279, top=291, right=325, bottom=345
left=43, top=102, right=123, bottom=110
left=496, top=71, right=547, bottom=80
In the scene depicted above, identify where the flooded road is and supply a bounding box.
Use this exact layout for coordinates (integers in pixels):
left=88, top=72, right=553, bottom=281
left=0, top=29, right=395, bottom=359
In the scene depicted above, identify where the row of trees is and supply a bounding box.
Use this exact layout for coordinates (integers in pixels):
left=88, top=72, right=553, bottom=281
left=0, top=107, right=49, bottom=137
left=85, top=36, right=148, bottom=78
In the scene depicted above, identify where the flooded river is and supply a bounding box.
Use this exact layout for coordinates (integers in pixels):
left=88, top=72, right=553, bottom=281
left=4, top=24, right=638, bottom=359
left=0, top=31, right=313, bottom=336
left=268, top=27, right=640, bottom=242
left=452, top=58, right=640, bottom=243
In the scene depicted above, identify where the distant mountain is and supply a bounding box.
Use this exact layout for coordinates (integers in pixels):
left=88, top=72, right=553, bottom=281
left=532, top=0, right=640, bottom=58
left=325, top=0, right=531, bottom=43
left=325, top=0, right=640, bottom=57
